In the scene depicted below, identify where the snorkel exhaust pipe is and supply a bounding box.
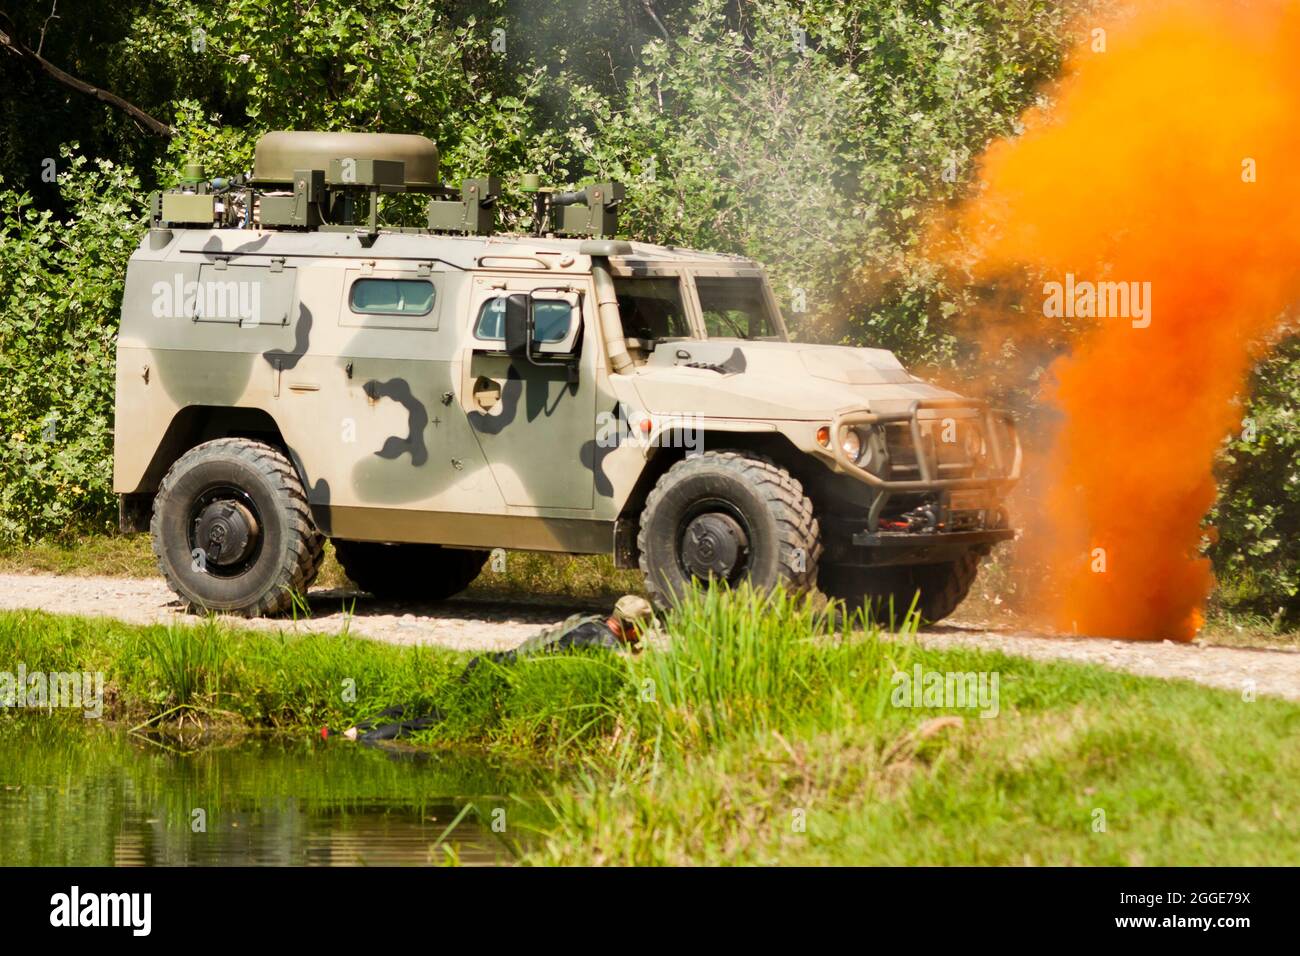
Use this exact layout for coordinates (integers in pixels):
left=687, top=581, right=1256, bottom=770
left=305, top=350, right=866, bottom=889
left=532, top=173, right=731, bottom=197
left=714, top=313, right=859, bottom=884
left=582, top=240, right=634, bottom=375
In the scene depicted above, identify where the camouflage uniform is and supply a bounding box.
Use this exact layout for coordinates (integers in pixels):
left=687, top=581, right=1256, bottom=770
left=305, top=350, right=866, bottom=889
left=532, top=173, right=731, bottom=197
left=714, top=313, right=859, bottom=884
left=487, top=613, right=624, bottom=665
left=474, top=594, right=653, bottom=670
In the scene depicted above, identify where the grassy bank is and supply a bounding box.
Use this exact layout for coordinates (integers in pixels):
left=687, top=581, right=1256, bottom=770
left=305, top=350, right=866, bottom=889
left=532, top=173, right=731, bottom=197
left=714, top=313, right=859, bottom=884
left=0, top=533, right=1294, bottom=647
left=532, top=589, right=1300, bottom=865
left=2, top=592, right=1297, bottom=865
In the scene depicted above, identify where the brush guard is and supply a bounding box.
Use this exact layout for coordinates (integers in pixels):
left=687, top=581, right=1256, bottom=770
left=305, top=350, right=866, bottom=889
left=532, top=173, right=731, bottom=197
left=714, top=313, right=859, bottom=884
left=830, top=398, right=1021, bottom=552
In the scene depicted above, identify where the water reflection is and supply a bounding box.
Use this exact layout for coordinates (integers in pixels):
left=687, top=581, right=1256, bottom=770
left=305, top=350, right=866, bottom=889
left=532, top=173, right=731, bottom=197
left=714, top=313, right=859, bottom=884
left=0, top=722, right=539, bottom=866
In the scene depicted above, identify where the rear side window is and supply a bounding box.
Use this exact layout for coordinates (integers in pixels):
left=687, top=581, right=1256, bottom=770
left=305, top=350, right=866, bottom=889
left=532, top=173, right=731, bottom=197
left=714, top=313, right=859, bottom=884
left=350, top=278, right=435, bottom=316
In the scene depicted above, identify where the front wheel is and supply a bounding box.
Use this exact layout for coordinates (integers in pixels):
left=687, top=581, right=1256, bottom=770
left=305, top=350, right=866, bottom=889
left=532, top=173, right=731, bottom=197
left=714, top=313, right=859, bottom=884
left=151, top=438, right=325, bottom=616
left=819, top=551, right=982, bottom=624
left=637, top=451, right=822, bottom=609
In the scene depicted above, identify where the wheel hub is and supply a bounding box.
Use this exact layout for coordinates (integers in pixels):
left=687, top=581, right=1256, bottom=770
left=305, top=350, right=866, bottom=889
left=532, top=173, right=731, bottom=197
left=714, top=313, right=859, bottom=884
left=681, top=512, right=749, bottom=581
left=194, top=499, right=259, bottom=568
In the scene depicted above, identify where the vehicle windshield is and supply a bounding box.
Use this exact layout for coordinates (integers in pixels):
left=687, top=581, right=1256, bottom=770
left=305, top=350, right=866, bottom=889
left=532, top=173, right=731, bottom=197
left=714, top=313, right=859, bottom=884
left=613, top=277, right=692, bottom=342
left=695, top=276, right=780, bottom=340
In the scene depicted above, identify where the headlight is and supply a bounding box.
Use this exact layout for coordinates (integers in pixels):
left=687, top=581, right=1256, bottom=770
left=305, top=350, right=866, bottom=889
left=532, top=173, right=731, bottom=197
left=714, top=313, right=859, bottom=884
left=840, top=427, right=862, bottom=462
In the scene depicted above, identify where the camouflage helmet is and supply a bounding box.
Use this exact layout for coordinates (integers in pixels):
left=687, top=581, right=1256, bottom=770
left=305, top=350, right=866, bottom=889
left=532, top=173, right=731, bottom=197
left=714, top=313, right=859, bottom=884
left=612, top=594, right=654, bottom=628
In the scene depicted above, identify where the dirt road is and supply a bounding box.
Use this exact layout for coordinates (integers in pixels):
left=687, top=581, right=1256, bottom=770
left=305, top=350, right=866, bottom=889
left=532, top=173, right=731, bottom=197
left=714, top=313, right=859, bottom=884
left=0, top=572, right=1296, bottom=702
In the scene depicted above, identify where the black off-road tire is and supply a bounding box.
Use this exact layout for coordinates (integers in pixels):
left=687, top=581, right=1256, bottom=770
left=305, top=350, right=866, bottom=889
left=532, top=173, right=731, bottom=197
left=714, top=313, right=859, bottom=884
left=151, top=439, right=325, bottom=617
left=819, top=550, right=982, bottom=625
left=637, top=451, right=822, bottom=609
left=332, top=540, right=488, bottom=602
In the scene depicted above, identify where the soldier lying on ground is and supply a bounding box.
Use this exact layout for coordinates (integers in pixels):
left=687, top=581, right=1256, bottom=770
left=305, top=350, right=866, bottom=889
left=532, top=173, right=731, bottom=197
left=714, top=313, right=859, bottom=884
left=324, top=595, right=656, bottom=743
left=463, top=593, right=655, bottom=674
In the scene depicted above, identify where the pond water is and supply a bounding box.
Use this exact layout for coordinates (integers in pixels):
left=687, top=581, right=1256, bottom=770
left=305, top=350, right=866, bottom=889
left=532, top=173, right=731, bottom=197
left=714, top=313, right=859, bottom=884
left=0, top=721, right=540, bottom=866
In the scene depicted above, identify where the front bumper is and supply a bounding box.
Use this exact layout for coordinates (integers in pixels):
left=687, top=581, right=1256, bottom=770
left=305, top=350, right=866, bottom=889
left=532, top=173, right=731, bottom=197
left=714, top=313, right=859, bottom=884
left=850, top=527, right=1016, bottom=566
left=852, top=528, right=1017, bottom=548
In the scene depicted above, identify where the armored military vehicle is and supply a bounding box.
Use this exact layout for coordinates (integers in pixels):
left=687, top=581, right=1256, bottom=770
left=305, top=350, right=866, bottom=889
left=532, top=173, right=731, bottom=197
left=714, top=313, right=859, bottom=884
left=114, top=131, right=1020, bottom=620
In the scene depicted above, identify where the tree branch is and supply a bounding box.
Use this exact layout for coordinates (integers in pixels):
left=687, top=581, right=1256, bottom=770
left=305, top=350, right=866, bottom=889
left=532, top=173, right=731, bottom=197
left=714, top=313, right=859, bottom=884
left=639, top=0, right=670, bottom=42
left=0, top=16, right=173, bottom=137
left=36, top=0, right=57, bottom=56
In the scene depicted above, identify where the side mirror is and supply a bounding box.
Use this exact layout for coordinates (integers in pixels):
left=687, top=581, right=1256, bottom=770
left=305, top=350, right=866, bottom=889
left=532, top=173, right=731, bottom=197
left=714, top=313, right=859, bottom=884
left=503, top=293, right=532, bottom=357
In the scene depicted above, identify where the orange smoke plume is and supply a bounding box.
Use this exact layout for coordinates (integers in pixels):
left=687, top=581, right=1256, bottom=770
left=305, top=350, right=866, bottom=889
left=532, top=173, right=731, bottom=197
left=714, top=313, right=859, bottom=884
left=952, top=0, right=1300, bottom=640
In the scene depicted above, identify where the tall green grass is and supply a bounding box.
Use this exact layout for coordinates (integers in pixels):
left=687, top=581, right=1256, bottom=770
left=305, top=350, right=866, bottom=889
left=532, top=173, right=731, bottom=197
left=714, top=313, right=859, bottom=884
left=0, top=611, right=460, bottom=732
left=136, top=623, right=231, bottom=707
left=523, top=587, right=1300, bottom=865
left=628, top=587, right=907, bottom=751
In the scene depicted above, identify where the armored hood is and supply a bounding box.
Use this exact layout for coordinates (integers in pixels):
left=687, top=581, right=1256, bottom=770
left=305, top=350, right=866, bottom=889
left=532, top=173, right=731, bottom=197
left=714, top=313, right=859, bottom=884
left=631, top=340, right=961, bottom=419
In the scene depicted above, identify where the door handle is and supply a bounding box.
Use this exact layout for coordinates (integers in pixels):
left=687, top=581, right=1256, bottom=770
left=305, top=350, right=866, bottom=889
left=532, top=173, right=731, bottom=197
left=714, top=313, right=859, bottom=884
left=471, top=375, right=503, bottom=411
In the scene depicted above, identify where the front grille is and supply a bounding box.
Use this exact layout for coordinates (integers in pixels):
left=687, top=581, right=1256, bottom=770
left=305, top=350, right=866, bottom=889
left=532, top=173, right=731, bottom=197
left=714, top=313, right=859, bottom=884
left=883, top=423, right=920, bottom=477
left=882, top=419, right=982, bottom=481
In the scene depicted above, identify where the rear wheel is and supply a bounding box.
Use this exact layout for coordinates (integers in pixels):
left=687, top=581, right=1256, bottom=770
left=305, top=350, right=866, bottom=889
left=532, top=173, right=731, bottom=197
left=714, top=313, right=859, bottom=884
left=151, top=438, right=325, bottom=617
left=819, top=551, right=981, bottom=624
left=332, top=540, right=488, bottom=602
left=637, top=451, right=821, bottom=609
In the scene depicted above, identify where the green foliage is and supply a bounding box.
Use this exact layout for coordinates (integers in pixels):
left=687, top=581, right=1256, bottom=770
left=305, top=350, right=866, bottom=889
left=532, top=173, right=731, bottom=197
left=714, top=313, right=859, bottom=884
left=635, top=584, right=877, bottom=745
left=567, top=0, right=1088, bottom=366
left=0, top=149, right=147, bottom=544
left=126, top=0, right=569, bottom=200
left=0, top=609, right=460, bottom=729
left=1210, top=335, right=1300, bottom=622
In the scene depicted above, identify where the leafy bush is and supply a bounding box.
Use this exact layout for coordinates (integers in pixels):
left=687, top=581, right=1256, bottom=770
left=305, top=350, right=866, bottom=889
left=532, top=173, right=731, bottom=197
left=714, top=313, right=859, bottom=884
left=0, top=149, right=147, bottom=544
left=567, top=0, right=1088, bottom=365
left=1210, top=335, right=1300, bottom=622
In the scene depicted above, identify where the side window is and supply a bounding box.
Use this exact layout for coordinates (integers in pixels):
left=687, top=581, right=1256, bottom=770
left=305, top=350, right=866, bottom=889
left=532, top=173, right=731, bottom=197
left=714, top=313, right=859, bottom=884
left=612, top=277, right=691, bottom=341
left=350, top=278, right=435, bottom=316
left=474, top=297, right=506, bottom=340
left=696, top=277, right=777, bottom=340
left=534, top=300, right=576, bottom=343
left=474, top=296, right=576, bottom=344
